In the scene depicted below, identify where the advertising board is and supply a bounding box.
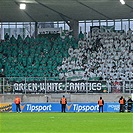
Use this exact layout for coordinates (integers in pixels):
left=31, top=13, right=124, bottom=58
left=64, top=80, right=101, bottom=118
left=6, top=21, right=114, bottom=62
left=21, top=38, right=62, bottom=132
left=12, top=102, right=130, bottom=113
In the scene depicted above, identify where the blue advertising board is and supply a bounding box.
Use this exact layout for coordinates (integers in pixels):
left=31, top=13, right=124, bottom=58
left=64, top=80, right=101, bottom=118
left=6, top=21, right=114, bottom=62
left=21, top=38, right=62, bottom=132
left=12, top=102, right=130, bottom=113
left=106, top=102, right=120, bottom=112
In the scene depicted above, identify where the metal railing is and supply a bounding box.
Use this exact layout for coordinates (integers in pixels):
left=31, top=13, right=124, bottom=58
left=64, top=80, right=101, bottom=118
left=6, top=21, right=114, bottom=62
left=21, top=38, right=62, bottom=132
left=0, top=77, right=133, bottom=94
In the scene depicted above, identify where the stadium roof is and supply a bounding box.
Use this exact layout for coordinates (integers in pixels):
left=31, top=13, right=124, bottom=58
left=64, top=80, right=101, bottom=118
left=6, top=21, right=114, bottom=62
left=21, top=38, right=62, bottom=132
left=0, top=0, right=133, bottom=22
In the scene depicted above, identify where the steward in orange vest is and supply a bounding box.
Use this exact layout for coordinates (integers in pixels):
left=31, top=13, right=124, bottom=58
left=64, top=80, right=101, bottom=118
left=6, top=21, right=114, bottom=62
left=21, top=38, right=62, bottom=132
left=119, top=96, right=126, bottom=112
left=98, top=97, right=104, bottom=113
left=14, top=96, right=21, bottom=113
left=60, top=95, right=67, bottom=112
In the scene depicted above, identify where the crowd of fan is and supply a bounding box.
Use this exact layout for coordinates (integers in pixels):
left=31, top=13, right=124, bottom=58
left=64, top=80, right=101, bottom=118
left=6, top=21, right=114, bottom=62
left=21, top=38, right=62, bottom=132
left=0, top=33, right=76, bottom=80
left=0, top=29, right=133, bottom=82
left=58, top=29, right=133, bottom=81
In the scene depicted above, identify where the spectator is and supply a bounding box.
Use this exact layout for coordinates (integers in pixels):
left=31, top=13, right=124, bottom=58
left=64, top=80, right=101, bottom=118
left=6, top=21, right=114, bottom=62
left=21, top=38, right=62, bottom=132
left=4, top=33, right=9, bottom=41
left=127, top=28, right=132, bottom=38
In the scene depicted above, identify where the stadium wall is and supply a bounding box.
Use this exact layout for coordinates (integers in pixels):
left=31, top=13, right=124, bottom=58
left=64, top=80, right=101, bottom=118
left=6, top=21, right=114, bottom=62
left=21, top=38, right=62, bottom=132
left=0, top=93, right=131, bottom=103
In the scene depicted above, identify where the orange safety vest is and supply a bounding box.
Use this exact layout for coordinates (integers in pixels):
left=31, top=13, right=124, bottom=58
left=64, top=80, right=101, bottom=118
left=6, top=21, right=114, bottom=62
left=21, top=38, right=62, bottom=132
left=61, top=98, right=66, bottom=104
left=120, top=99, right=124, bottom=104
left=14, top=97, right=20, bottom=104
left=98, top=99, right=103, bottom=106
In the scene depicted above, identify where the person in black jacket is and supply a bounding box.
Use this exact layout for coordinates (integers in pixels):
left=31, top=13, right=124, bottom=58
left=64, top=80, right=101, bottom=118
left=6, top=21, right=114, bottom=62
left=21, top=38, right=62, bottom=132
left=127, top=96, right=132, bottom=112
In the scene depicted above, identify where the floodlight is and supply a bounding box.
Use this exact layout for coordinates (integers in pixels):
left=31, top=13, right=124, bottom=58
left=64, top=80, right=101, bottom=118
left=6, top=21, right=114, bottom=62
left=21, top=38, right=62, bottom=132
left=120, top=0, right=125, bottom=5
left=20, top=3, right=26, bottom=10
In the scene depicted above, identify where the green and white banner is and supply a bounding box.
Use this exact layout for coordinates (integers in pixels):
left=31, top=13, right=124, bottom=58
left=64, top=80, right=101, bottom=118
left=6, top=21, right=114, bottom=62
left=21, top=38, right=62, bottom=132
left=12, top=80, right=107, bottom=93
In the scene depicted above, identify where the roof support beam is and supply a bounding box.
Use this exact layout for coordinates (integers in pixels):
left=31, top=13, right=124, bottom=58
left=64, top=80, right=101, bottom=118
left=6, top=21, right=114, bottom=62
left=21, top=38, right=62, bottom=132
left=125, top=3, right=133, bottom=10
left=76, top=0, right=112, bottom=20
left=35, top=0, right=75, bottom=23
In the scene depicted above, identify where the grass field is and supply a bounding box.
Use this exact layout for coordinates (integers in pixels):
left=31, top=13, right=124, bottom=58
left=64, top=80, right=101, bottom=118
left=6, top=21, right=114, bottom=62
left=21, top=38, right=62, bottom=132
left=0, top=112, right=133, bottom=133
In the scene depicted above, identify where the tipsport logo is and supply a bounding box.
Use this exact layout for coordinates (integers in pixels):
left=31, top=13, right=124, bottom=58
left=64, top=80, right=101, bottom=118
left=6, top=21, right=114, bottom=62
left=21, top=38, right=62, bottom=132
left=66, top=104, right=99, bottom=112
left=20, top=104, right=26, bottom=111
left=26, top=104, right=52, bottom=112
left=20, top=104, right=52, bottom=112
left=66, top=104, right=73, bottom=111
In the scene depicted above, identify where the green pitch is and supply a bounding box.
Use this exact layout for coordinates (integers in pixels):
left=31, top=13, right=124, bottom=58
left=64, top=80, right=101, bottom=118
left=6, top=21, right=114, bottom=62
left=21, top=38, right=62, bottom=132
left=0, top=112, right=133, bottom=133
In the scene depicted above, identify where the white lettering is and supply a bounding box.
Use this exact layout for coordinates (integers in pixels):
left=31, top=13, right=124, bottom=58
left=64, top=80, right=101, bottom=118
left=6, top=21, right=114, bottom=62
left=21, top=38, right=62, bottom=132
left=40, top=83, right=45, bottom=90
left=32, top=83, right=38, bottom=90
left=108, top=105, right=120, bottom=111
left=73, top=104, right=99, bottom=112
left=13, top=82, right=103, bottom=92
left=97, top=83, right=101, bottom=90
left=14, top=83, right=19, bottom=90
left=26, top=104, right=52, bottom=112
left=58, top=83, right=62, bottom=90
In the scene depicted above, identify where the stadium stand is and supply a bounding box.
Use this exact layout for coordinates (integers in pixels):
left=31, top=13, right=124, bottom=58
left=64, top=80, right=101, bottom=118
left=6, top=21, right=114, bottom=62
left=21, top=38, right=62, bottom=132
left=0, top=29, right=133, bottom=83
left=58, top=30, right=133, bottom=81
left=0, top=33, right=75, bottom=81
